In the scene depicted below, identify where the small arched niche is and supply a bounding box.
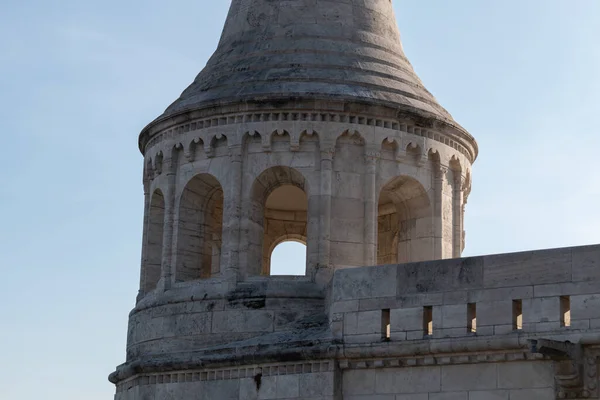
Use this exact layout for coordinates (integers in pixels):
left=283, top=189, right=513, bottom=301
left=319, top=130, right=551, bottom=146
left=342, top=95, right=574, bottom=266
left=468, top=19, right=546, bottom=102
left=175, top=174, right=224, bottom=281
left=262, top=185, right=308, bottom=275
left=377, top=176, right=433, bottom=264
left=142, top=189, right=165, bottom=293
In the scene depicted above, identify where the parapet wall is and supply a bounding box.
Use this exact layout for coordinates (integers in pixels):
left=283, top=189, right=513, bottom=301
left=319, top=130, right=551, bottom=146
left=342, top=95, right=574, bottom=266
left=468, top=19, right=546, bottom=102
left=330, top=244, right=600, bottom=345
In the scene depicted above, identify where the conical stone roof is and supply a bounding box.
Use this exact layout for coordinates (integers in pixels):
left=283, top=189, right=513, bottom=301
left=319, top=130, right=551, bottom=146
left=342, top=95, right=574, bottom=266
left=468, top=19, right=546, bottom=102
left=151, top=0, right=469, bottom=137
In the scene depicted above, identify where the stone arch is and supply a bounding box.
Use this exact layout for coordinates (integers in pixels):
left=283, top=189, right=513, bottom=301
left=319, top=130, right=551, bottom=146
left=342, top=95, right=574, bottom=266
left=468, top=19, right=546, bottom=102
left=450, top=154, right=463, bottom=172
left=427, top=147, right=442, bottom=164
left=297, top=130, right=319, bottom=152
left=185, top=137, right=204, bottom=162
left=175, top=173, right=224, bottom=281
left=142, top=189, right=165, bottom=294
left=242, top=131, right=264, bottom=153
left=245, top=166, right=309, bottom=277
left=208, top=134, right=228, bottom=157
left=381, top=137, right=399, bottom=161
left=405, top=142, right=423, bottom=164
left=270, top=129, right=290, bottom=152
left=377, top=176, right=433, bottom=264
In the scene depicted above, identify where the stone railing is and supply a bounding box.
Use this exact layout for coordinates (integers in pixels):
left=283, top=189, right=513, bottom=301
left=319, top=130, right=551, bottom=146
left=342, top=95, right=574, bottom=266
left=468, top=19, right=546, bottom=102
left=330, top=244, right=600, bottom=345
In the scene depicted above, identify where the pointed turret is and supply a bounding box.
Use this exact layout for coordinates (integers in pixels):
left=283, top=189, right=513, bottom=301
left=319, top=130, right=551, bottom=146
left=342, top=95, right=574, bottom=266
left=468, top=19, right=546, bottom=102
left=144, top=0, right=475, bottom=155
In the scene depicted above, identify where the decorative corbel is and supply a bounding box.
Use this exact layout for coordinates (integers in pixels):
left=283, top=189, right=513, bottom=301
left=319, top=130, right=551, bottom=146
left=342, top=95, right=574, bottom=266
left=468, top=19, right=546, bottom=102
left=529, top=339, right=597, bottom=399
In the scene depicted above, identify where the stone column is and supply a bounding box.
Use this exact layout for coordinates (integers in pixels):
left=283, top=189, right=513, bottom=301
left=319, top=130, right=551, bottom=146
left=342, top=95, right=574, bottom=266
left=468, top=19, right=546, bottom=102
left=138, top=180, right=150, bottom=301
left=160, top=148, right=179, bottom=291
left=433, top=164, right=446, bottom=260
left=452, top=173, right=464, bottom=258
left=222, top=145, right=242, bottom=287
left=461, top=178, right=471, bottom=253
left=316, top=148, right=334, bottom=284
left=364, top=148, right=379, bottom=266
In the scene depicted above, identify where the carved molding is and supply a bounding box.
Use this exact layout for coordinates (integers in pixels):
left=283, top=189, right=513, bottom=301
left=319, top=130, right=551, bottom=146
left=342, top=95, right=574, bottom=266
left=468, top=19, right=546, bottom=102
left=142, top=110, right=476, bottom=163
left=116, top=360, right=334, bottom=393
left=338, top=350, right=549, bottom=371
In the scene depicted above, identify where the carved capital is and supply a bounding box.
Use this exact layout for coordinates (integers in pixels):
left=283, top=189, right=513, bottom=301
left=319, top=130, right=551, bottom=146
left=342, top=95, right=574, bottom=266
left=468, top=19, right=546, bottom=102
left=433, top=165, right=448, bottom=180
left=365, top=147, right=381, bottom=166
left=453, top=172, right=465, bottom=186
left=320, top=148, right=335, bottom=161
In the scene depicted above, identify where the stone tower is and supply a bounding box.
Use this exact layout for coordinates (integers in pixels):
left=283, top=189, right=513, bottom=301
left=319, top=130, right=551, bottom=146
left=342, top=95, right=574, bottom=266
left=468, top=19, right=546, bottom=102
left=137, top=0, right=477, bottom=293
left=100, top=0, right=596, bottom=398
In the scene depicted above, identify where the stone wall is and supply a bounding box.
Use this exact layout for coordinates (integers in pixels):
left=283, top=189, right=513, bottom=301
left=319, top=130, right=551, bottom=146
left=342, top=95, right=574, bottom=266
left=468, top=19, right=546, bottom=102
left=115, top=361, right=337, bottom=400
left=330, top=244, right=600, bottom=399
left=114, top=244, right=600, bottom=399
left=342, top=362, right=555, bottom=400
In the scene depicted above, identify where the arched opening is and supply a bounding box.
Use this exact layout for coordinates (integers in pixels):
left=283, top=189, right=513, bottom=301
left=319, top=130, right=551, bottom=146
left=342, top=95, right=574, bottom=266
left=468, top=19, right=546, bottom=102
left=243, top=166, right=309, bottom=277
left=143, top=189, right=164, bottom=293
left=270, top=240, right=307, bottom=276
left=262, top=185, right=308, bottom=275
left=377, top=176, right=433, bottom=264
left=175, top=174, right=224, bottom=281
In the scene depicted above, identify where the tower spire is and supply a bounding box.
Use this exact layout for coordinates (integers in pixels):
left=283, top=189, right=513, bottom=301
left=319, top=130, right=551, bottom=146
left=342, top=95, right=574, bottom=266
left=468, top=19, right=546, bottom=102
left=152, top=0, right=467, bottom=137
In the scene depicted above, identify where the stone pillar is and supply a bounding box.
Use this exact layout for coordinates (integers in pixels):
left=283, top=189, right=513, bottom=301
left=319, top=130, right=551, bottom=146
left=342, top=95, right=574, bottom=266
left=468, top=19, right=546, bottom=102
left=222, top=145, right=242, bottom=287
left=452, top=173, right=464, bottom=258
left=461, top=178, right=471, bottom=253
left=316, top=148, right=334, bottom=284
left=160, top=148, right=179, bottom=291
left=138, top=181, right=150, bottom=301
left=364, top=148, right=379, bottom=266
left=433, top=164, right=446, bottom=260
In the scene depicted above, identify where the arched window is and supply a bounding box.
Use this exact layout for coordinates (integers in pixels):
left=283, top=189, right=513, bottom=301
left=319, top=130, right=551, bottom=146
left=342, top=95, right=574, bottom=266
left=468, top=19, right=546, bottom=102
left=377, top=176, right=432, bottom=264
left=175, top=174, right=224, bottom=281
left=142, top=189, right=164, bottom=293
left=270, top=241, right=307, bottom=276
left=243, top=166, right=310, bottom=277
left=262, top=184, right=308, bottom=275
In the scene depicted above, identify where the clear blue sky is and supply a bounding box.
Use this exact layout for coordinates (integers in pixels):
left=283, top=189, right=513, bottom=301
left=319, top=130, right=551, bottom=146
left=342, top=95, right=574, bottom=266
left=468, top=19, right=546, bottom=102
left=1, top=1, right=599, bottom=399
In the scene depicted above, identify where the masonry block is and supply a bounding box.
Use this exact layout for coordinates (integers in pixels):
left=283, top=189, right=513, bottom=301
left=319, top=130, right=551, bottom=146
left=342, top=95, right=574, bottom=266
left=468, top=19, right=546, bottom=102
left=441, top=364, right=498, bottom=391
left=522, top=297, right=560, bottom=324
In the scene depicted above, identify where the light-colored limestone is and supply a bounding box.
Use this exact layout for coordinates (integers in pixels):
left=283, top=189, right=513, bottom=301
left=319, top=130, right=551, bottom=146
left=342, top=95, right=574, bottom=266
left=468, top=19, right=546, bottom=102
left=111, top=1, right=600, bottom=400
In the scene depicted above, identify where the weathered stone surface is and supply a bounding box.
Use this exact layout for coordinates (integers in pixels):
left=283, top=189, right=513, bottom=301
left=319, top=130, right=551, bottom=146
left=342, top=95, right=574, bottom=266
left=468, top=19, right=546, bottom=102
left=155, top=0, right=465, bottom=131
left=441, top=364, right=497, bottom=391
left=113, top=1, right=600, bottom=400
left=397, top=257, right=484, bottom=294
